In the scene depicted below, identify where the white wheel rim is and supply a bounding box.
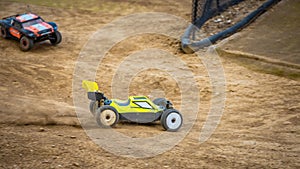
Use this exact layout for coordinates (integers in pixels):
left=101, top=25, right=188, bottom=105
left=166, top=112, right=182, bottom=130
left=100, top=109, right=117, bottom=126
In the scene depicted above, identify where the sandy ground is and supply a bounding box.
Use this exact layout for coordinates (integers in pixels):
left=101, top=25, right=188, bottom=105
left=0, top=0, right=299, bottom=168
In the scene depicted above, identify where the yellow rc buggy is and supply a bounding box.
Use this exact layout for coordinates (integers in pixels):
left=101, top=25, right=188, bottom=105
left=82, top=80, right=183, bottom=132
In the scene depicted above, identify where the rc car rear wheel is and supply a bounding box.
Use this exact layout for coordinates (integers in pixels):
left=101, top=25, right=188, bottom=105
left=160, top=109, right=182, bottom=132
left=0, top=26, right=8, bottom=39
left=20, top=36, right=34, bottom=51
left=96, top=105, right=119, bottom=128
left=50, top=31, right=62, bottom=45
left=89, top=101, right=99, bottom=116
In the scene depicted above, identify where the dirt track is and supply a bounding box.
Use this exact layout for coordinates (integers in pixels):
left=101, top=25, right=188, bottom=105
left=0, top=0, right=299, bottom=168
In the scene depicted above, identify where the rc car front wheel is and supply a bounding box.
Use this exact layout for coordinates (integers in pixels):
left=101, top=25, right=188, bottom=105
left=20, top=36, right=34, bottom=51
left=50, top=31, right=62, bottom=45
left=96, top=105, right=119, bottom=128
left=0, top=26, right=8, bottom=39
left=160, top=109, right=183, bottom=132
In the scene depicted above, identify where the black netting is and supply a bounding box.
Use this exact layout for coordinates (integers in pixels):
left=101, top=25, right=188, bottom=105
left=192, top=0, right=244, bottom=27
left=182, top=0, right=281, bottom=53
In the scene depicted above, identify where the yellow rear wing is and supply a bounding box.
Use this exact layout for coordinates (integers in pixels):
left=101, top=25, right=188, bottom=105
left=82, top=80, right=99, bottom=92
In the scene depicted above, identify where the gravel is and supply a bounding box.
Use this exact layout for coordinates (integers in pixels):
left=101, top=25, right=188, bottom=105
left=195, top=0, right=268, bottom=38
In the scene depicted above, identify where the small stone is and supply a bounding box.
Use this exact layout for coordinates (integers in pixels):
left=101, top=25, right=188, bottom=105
left=219, top=155, right=227, bottom=158
left=51, top=145, right=56, bottom=148
left=70, top=136, right=76, bottom=139
left=73, top=162, right=80, bottom=167
left=288, top=106, right=298, bottom=111
left=226, top=20, right=232, bottom=24
left=42, top=160, right=50, bottom=163
left=39, top=128, right=45, bottom=132
left=283, top=121, right=292, bottom=125
left=243, top=140, right=256, bottom=146
left=57, top=134, right=63, bottom=136
left=214, top=18, right=222, bottom=23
